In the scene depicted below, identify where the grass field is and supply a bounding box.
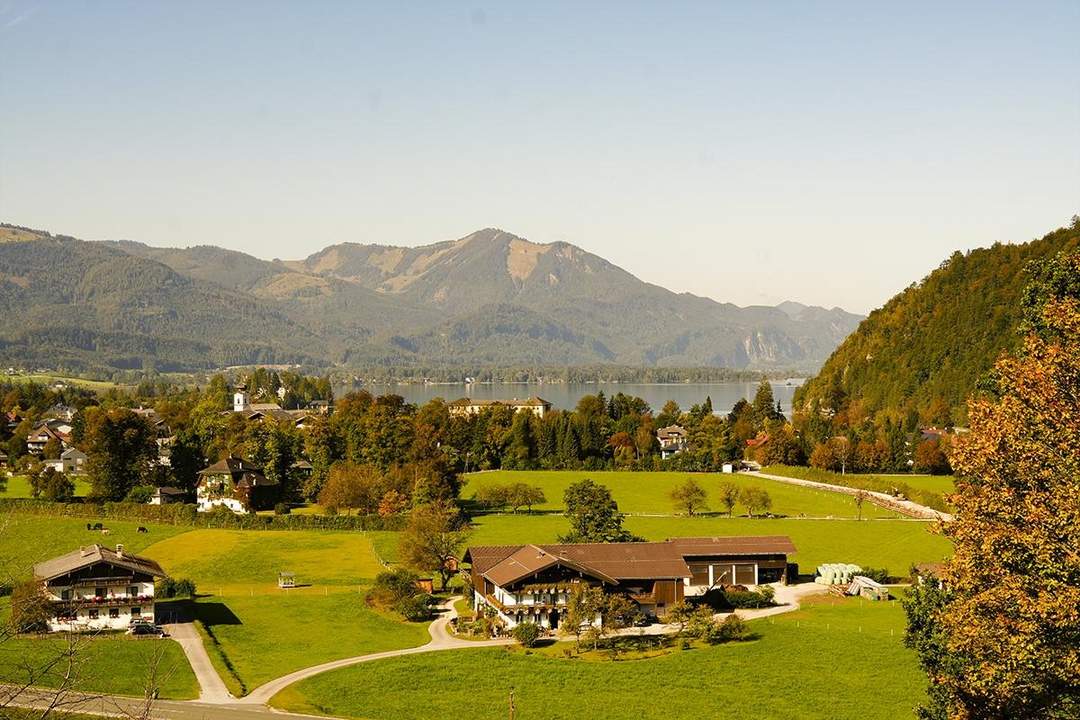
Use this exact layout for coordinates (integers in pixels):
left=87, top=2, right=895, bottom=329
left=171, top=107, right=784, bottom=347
left=193, top=592, right=430, bottom=696
left=142, top=529, right=390, bottom=592
left=272, top=594, right=927, bottom=720
left=0, top=513, right=190, bottom=581
left=460, top=513, right=950, bottom=576
left=1, top=474, right=93, bottom=499
left=141, top=529, right=432, bottom=696
left=0, top=602, right=198, bottom=700
left=462, top=470, right=903, bottom=519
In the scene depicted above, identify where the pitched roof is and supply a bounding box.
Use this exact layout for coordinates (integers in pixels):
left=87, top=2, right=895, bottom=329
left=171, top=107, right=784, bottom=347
left=466, top=536, right=797, bottom=587
left=667, top=535, right=797, bottom=556
left=60, top=447, right=87, bottom=459
left=199, top=455, right=278, bottom=486
left=33, top=544, right=167, bottom=581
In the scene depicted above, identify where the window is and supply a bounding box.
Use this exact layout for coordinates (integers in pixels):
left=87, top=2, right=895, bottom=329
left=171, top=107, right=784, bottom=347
left=128, top=586, right=138, bottom=598
left=61, top=589, right=72, bottom=601
left=108, top=608, right=119, bottom=619
left=88, top=609, right=99, bottom=620
left=131, top=607, right=141, bottom=618
left=95, top=587, right=105, bottom=599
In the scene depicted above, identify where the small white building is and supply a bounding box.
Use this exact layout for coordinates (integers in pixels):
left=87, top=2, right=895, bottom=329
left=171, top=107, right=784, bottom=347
left=33, top=544, right=167, bottom=632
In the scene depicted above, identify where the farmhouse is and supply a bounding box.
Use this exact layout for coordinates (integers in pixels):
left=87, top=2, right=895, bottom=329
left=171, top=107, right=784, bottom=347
left=60, top=447, right=87, bottom=474
left=26, top=423, right=69, bottom=455
left=656, top=424, right=688, bottom=459
left=464, top=536, right=795, bottom=630
left=148, top=486, right=188, bottom=505
left=33, top=544, right=167, bottom=632
left=196, top=455, right=280, bottom=513
left=448, top=396, right=551, bottom=418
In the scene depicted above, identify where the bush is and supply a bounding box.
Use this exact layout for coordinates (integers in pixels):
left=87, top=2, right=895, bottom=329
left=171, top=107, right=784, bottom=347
left=367, top=567, right=422, bottom=610
left=722, top=588, right=776, bottom=609
left=273, top=502, right=291, bottom=515
left=511, top=621, right=542, bottom=647
left=124, top=485, right=154, bottom=504
left=394, top=593, right=433, bottom=621
left=715, top=614, right=748, bottom=642
left=156, top=577, right=198, bottom=598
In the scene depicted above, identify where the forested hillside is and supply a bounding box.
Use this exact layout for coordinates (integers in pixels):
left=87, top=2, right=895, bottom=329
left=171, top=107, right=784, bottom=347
left=795, top=218, right=1080, bottom=427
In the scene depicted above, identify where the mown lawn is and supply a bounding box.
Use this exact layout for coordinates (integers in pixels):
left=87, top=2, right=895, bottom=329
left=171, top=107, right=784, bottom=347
left=1, top=475, right=93, bottom=499
left=272, top=595, right=927, bottom=720
left=465, top=513, right=951, bottom=576
left=462, top=470, right=903, bottom=519
left=141, top=529, right=431, bottom=696
left=0, top=601, right=198, bottom=700
left=0, top=513, right=190, bottom=581
left=142, top=529, right=390, bottom=592
left=193, top=592, right=430, bottom=696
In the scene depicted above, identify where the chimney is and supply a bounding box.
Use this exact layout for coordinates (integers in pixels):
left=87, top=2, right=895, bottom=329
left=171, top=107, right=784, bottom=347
left=116, top=544, right=124, bottom=557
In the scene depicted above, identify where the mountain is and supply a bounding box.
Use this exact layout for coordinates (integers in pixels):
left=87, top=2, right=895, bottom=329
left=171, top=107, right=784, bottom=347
left=794, top=219, right=1080, bottom=426
left=1, top=223, right=863, bottom=373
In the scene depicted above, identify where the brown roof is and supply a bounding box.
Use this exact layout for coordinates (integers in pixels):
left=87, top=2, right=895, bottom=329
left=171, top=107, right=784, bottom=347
left=199, top=455, right=277, bottom=487
left=668, top=536, right=797, bottom=556
left=465, top=535, right=796, bottom=588
left=448, top=396, right=550, bottom=408
left=34, top=544, right=167, bottom=582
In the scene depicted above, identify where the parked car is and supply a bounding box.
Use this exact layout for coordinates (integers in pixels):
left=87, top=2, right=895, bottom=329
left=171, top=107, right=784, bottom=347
left=128, top=622, right=167, bottom=638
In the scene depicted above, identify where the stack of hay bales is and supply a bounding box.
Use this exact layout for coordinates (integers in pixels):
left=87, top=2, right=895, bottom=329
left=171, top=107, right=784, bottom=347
left=814, top=563, right=863, bottom=585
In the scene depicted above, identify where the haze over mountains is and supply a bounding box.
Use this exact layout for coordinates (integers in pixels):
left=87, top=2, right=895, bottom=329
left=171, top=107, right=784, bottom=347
left=0, top=224, right=862, bottom=373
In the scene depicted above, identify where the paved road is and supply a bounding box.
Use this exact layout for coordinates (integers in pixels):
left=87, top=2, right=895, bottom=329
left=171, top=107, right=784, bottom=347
left=741, top=470, right=954, bottom=521
left=164, top=622, right=235, bottom=703
left=3, top=688, right=329, bottom=720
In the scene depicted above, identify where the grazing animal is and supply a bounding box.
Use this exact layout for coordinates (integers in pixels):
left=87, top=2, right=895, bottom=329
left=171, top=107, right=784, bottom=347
left=137, top=527, right=148, bottom=534
left=100, top=528, right=110, bottom=536
left=86, top=523, right=92, bottom=531
left=92, top=522, right=103, bottom=530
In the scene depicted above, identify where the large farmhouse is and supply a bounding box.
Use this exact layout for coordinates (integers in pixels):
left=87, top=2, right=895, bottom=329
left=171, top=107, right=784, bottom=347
left=448, top=396, right=551, bottom=418
left=464, top=536, right=795, bottom=630
left=33, top=544, right=167, bottom=632
left=196, top=455, right=279, bottom=513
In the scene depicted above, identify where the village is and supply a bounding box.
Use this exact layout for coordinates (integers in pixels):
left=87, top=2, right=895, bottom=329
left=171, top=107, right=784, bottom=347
left=0, top=369, right=960, bottom=720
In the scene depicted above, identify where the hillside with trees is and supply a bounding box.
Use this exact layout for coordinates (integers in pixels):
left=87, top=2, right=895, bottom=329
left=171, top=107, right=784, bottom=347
left=795, top=217, right=1080, bottom=429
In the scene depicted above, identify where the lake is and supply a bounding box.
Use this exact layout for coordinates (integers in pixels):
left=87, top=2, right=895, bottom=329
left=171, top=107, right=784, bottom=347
left=335, top=380, right=804, bottom=416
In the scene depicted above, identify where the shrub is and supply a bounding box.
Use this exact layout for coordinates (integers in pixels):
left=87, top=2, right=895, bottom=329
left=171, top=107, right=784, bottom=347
left=716, top=614, right=748, bottom=641
left=722, top=588, right=776, bottom=609
left=511, top=621, right=542, bottom=647
left=124, top=485, right=154, bottom=504
left=273, top=502, right=291, bottom=515
left=366, top=567, right=422, bottom=610
left=394, top=593, right=433, bottom=621
left=156, top=577, right=198, bottom=598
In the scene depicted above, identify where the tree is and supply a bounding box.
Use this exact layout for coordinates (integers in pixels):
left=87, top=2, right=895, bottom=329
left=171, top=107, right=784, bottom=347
left=318, top=461, right=383, bottom=514
left=398, top=500, right=470, bottom=590
left=717, top=481, right=739, bottom=517
left=41, top=436, right=62, bottom=460
left=904, top=271, right=1080, bottom=720
left=914, top=437, right=952, bottom=475
left=562, top=583, right=605, bottom=651
left=511, top=622, right=542, bottom=648
left=669, top=478, right=708, bottom=516
left=10, top=580, right=51, bottom=634
left=739, top=486, right=771, bottom=518
left=664, top=601, right=696, bottom=636
left=853, top=490, right=869, bottom=521
left=506, top=483, right=546, bottom=514
left=560, top=479, right=635, bottom=543
left=84, top=408, right=157, bottom=501
left=751, top=381, right=780, bottom=429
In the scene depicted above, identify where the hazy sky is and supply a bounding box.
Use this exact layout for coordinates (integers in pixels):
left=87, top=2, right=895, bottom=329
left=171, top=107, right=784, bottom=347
left=1, top=1, right=1077, bottom=313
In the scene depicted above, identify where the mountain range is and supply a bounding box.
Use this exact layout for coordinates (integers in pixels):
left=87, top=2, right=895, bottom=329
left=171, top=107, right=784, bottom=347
left=0, top=223, right=862, bottom=373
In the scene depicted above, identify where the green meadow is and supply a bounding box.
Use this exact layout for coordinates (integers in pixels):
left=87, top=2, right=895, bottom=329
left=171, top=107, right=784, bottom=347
left=272, top=595, right=928, bottom=720
left=464, top=513, right=950, bottom=576
left=462, top=470, right=903, bottom=519
left=2, top=474, right=93, bottom=499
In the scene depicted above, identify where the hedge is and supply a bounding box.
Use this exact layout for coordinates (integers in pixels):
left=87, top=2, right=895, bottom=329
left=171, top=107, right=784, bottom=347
left=0, top=498, right=406, bottom=531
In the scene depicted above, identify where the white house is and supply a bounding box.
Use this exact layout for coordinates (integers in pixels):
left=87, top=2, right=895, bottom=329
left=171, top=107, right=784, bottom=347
left=33, top=544, right=167, bottom=632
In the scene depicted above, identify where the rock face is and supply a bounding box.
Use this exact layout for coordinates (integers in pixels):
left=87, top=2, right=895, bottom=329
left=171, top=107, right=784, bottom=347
left=0, top=223, right=863, bottom=372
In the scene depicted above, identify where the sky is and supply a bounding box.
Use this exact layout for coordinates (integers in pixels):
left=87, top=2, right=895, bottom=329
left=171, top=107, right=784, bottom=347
left=1, top=1, right=1077, bottom=314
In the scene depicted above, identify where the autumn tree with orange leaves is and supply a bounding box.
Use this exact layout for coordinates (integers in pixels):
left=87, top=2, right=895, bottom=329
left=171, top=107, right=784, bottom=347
left=904, top=251, right=1080, bottom=720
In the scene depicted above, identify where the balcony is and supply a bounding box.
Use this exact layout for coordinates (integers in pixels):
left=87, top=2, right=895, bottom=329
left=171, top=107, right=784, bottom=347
left=53, top=595, right=153, bottom=609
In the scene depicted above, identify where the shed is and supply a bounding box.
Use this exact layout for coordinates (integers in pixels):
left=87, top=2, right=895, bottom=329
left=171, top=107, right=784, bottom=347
left=278, top=571, right=296, bottom=589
